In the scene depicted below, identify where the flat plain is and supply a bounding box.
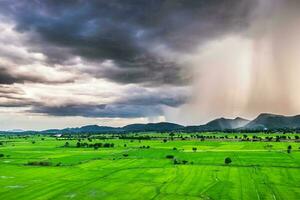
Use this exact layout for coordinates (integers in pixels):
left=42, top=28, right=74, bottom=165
left=0, top=133, right=299, bottom=200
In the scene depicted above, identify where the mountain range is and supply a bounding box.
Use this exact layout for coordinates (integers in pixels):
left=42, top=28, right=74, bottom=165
left=2, top=113, right=300, bottom=134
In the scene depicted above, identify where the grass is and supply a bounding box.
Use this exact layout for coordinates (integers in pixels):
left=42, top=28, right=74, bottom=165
left=0, top=134, right=300, bottom=199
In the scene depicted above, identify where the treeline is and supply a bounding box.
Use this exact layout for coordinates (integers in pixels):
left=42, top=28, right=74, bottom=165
left=63, top=141, right=115, bottom=149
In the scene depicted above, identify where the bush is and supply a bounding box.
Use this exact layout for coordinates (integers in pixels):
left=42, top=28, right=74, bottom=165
left=173, top=159, right=180, bottom=165
left=287, top=145, right=292, bottom=153
left=27, top=161, right=52, bottom=166
left=0, top=153, right=4, bottom=158
left=123, top=154, right=129, bottom=157
left=182, top=160, right=188, bottom=164
left=224, top=157, right=232, bottom=165
left=166, top=155, right=174, bottom=159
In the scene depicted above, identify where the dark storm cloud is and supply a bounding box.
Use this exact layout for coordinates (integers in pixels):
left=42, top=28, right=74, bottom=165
left=0, top=0, right=257, bottom=86
left=29, top=90, right=187, bottom=118
left=30, top=104, right=162, bottom=118
left=101, top=55, right=189, bottom=86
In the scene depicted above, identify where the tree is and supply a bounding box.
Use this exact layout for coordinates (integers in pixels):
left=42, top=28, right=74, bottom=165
left=287, top=145, right=292, bottom=153
left=0, top=154, right=4, bottom=158
left=64, top=142, right=70, bottom=147
left=224, top=157, right=232, bottom=165
left=76, top=142, right=81, bottom=148
left=192, top=147, right=197, bottom=152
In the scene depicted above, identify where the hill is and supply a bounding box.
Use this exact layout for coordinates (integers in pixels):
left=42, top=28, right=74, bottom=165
left=243, top=113, right=300, bottom=130
left=185, top=117, right=249, bottom=131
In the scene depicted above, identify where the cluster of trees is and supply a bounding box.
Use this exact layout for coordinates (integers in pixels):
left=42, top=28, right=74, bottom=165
left=165, top=155, right=190, bottom=165
left=173, top=158, right=189, bottom=165
left=76, top=142, right=114, bottom=149
left=119, top=135, right=151, bottom=140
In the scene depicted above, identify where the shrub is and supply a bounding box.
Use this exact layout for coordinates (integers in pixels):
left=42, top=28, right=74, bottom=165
left=182, top=160, right=188, bottom=164
left=192, top=147, right=197, bottom=152
left=224, top=157, right=232, bottom=165
left=173, top=147, right=177, bottom=151
left=287, top=145, right=292, bottom=153
left=0, top=153, right=4, bottom=158
left=27, top=161, right=52, bottom=166
left=173, top=159, right=179, bottom=165
left=123, top=154, right=129, bottom=157
left=166, top=155, right=174, bottom=159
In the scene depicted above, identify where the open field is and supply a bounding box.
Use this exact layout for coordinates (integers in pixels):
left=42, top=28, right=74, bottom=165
left=0, top=133, right=300, bottom=200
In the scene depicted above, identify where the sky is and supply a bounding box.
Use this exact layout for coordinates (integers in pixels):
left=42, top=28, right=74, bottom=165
left=0, top=0, right=300, bottom=130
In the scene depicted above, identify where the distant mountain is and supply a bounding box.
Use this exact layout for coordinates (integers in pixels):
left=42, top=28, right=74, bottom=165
left=41, top=125, right=119, bottom=134
left=123, top=122, right=184, bottom=132
left=4, top=113, right=300, bottom=134
left=243, top=113, right=300, bottom=130
left=6, top=129, right=25, bottom=133
left=204, top=117, right=250, bottom=130
left=185, top=117, right=249, bottom=131
left=39, top=122, right=183, bottom=134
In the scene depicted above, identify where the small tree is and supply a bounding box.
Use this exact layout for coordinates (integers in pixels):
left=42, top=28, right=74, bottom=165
left=224, top=157, right=232, bottom=165
left=76, top=142, right=81, bottom=148
left=0, top=154, right=4, bottom=158
left=64, top=142, right=69, bottom=147
left=287, top=145, right=292, bottom=153
left=192, top=147, right=197, bottom=152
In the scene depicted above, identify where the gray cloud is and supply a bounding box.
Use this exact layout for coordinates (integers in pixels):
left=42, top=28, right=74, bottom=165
left=0, top=67, right=75, bottom=85
left=30, top=104, right=162, bottom=118
left=29, top=88, right=188, bottom=118
left=0, top=0, right=257, bottom=86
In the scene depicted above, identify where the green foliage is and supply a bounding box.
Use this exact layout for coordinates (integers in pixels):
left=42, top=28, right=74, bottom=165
left=224, top=157, right=232, bottom=165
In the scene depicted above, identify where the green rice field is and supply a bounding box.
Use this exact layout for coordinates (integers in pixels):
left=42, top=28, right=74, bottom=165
left=0, top=134, right=300, bottom=200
